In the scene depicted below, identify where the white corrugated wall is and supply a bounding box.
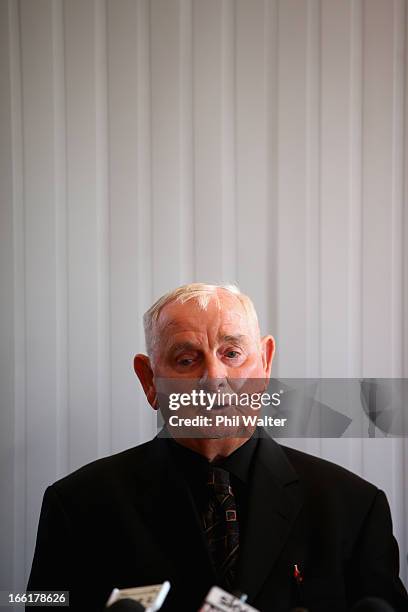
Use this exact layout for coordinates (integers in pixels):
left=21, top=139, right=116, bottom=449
left=0, top=0, right=407, bottom=592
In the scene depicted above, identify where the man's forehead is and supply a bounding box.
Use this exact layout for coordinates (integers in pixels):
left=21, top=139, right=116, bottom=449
left=156, top=296, right=253, bottom=336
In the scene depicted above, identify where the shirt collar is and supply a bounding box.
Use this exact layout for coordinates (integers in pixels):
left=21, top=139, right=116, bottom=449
left=165, top=434, right=258, bottom=486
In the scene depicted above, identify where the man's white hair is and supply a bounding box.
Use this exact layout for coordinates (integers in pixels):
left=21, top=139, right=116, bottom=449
left=143, top=282, right=259, bottom=358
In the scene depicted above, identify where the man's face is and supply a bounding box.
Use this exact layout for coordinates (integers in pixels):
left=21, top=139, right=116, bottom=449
left=152, top=292, right=269, bottom=381
left=135, top=290, right=275, bottom=439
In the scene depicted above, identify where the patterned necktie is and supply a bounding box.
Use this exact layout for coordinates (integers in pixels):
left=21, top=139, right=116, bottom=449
left=202, top=466, right=239, bottom=589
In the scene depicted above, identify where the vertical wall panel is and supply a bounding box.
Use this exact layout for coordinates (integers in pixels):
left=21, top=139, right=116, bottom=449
left=65, top=0, right=110, bottom=469
left=362, top=0, right=395, bottom=378
left=220, top=0, right=237, bottom=283
left=236, top=0, right=269, bottom=329
left=193, top=0, right=226, bottom=281
left=19, top=0, right=59, bottom=578
left=304, top=0, right=321, bottom=381
left=1, top=0, right=408, bottom=591
left=360, top=0, right=399, bottom=494
left=276, top=0, right=308, bottom=377
left=391, top=0, right=406, bottom=585
left=390, top=0, right=406, bottom=584
left=95, top=0, right=111, bottom=459
left=348, top=0, right=365, bottom=477
left=360, top=2, right=407, bottom=583
left=8, top=0, right=26, bottom=593
left=391, top=0, right=405, bottom=378
left=303, top=0, right=322, bottom=459
left=52, top=0, right=68, bottom=483
left=179, top=0, right=195, bottom=283
left=348, top=0, right=364, bottom=379
left=107, top=0, right=155, bottom=451
left=150, top=0, right=189, bottom=296
left=320, top=0, right=351, bottom=379
left=265, top=0, right=279, bottom=341
left=319, top=0, right=352, bottom=468
left=0, top=0, right=16, bottom=591
left=405, top=0, right=408, bottom=382
left=403, top=0, right=408, bottom=586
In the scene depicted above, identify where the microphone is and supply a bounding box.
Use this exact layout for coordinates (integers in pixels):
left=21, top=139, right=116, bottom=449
left=105, top=582, right=171, bottom=612
left=351, top=597, right=395, bottom=612
left=199, top=585, right=260, bottom=611
left=107, top=600, right=145, bottom=612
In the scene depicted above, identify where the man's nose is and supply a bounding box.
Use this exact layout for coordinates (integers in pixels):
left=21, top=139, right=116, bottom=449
left=199, top=354, right=228, bottom=391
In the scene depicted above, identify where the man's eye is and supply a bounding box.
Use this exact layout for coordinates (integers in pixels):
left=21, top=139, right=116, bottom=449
left=177, top=358, right=194, bottom=366
left=225, top=350, right=240, bottom=359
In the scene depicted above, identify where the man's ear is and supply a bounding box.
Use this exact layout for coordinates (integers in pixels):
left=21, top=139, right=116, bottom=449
left=260, top=335, right=275, bottom=379
left=133, top=354, right=158, bottom=410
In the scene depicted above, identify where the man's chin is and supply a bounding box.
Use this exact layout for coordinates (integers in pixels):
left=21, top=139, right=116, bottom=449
left=167, top=424, right=254, bottom=440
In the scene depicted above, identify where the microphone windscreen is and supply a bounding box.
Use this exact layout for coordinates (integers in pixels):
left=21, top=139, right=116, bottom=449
left=106, top=598, right=145, bottom=612
left=351, top=597, right=395, bottom=612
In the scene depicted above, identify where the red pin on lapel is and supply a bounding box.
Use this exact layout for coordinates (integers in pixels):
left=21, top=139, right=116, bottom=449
left=293, top=563, right=304, bottom=584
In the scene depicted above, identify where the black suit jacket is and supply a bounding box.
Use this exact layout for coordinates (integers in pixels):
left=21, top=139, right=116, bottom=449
left=27, top=433, right=408, bottom=612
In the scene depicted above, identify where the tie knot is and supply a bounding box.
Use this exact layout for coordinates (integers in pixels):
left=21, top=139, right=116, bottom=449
left=207, top=466, right=232, bottom=495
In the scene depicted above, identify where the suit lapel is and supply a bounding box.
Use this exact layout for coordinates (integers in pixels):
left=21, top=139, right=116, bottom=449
left=131, top=437, right=216, bottom=589
left=236, top=434, right=304, bottom=602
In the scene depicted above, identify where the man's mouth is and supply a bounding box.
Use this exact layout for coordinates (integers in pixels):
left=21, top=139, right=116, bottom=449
left=205, top=403, right=237, bottom=411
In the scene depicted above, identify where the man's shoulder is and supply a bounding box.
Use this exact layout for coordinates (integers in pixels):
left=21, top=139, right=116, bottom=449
left=50, top=437, right=161, bottom=497
left=278, top=441, right=379, bottom=500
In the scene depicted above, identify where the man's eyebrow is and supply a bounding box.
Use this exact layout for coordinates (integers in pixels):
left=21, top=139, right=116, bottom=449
left=168, top=341, right=199, bottom=353
left=219, top=334, right=248, bottom=344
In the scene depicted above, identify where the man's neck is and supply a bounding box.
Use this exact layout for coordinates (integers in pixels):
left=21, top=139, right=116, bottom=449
left=170, top=436, right=250, bottom=462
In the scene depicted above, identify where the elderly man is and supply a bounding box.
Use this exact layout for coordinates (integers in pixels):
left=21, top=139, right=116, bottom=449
left=28, top=283, right=408, bottom=612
